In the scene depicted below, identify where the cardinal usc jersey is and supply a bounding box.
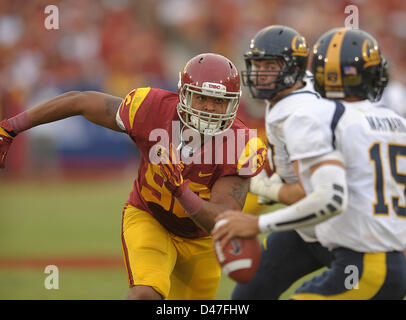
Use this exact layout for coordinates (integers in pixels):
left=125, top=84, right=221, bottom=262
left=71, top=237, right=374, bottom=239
left=265, top=72, right=321, bottom=242
left=116, top=87, right=266, bottom=238
left=284, top=99, right=406, bottom=252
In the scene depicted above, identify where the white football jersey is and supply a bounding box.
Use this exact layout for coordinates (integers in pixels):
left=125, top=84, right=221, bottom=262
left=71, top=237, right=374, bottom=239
left=265, top=72, right=321, bottom=242
left=284, top=99, right=406, bottom=252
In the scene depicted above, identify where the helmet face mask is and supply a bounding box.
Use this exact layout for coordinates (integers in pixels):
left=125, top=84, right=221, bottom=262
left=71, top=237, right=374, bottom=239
left=242, top=56, right=298, bottom=100
left=311, top=28, right=389, bottom=102
left=241, top=25, right=309, bottom=100
left=177, top=53, right=241, bottom=136
left=178, top=82, right=240, bottom=136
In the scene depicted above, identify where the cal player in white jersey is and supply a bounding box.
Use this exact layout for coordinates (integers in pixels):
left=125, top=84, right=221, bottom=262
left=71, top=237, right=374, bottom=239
left=262, top=71, right=322, bottom=242
left=229, top=25, right=335, bottom=300
left=213, top=28, right=406, bottom=300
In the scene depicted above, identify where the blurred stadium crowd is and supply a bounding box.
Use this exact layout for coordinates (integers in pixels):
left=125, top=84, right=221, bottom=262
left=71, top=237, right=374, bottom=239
left=1, top=0, right=405, bottom=177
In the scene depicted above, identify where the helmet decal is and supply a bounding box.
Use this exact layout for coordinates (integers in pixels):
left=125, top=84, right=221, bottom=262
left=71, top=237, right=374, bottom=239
left=291, top=35, right=308, bottom=57
left=362, top=39, right=381, bottom=68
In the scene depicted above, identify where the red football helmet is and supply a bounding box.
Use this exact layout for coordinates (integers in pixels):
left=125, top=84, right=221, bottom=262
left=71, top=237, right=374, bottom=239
left=177, top=53, right=241, bottom=135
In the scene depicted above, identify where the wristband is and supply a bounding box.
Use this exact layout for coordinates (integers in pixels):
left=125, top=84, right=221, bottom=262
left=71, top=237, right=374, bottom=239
left=7, top=111, right=32, bottom=134
left=176, top=187, right=203, bottom=216
left=0, top=120, right=17, bottom=137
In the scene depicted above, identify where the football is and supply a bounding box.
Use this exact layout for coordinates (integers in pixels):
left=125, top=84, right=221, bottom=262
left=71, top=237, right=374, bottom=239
left=213, top=221, right=261, bottom=283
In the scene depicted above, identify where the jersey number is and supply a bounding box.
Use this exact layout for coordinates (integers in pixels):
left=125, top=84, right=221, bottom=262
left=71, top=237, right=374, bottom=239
left=369, top=143, right=406, bottom=217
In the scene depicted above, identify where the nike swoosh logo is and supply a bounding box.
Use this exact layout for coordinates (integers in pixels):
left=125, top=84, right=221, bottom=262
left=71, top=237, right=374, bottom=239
left=198, top=171, right=213, bottom=177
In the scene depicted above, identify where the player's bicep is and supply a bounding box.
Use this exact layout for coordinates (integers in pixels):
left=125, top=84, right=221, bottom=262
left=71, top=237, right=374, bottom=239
left=79, top=91, right=124, bottom=132
left=210, top=175, right=250, bottom=210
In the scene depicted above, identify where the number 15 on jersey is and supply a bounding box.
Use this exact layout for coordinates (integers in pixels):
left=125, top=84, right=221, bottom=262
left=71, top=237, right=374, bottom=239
left=369, top=142, right=406, bottom=217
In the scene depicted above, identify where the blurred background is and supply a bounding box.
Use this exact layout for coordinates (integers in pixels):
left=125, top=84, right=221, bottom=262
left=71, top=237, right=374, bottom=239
left=0, top=0, right=405, bottom=299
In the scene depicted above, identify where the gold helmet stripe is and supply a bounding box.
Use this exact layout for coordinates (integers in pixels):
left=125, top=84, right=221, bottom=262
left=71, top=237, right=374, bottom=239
left=324, top=28, right=347, bottom=95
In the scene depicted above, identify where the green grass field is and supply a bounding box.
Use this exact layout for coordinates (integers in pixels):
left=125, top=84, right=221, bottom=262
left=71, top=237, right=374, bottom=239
left=0, top=177, right=322, bottom=300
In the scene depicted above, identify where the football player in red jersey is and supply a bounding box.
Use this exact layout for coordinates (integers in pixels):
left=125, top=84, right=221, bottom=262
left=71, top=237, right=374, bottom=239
left=0, top=53, right=266, bottom=300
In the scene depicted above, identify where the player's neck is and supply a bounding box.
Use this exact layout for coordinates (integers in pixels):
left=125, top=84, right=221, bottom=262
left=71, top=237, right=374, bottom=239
left=269, top=82, right=305, bottom=106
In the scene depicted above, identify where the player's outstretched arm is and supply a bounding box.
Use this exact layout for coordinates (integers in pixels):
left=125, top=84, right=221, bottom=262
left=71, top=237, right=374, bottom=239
left=26, top=91, right=124, bottom=132
left=2, top=91, right=123, bottom=134
left=0, top=91, right=123, bottom=168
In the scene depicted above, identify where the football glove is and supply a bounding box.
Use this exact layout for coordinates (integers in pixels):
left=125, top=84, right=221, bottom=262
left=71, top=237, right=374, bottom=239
left=249, top=169, right=283, bottom=203
left=0, top=120, right=16, bottom=169
left=158, top=144, right=188, bottom=197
